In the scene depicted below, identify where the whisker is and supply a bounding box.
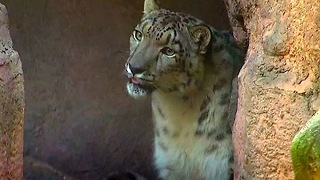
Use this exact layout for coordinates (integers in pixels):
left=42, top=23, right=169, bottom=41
left=119, top=54, right=129, bottom=59
left=115, top=50, right=130, bottom=54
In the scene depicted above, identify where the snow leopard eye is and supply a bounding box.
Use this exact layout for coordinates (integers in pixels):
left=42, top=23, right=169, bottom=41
left=161, top=47, right=175, bottom=57
left=133, top=30, right=143, bottom=41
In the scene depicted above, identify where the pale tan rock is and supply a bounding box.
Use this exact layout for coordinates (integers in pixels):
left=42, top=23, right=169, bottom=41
left=0, top=3, right=24, bottom=180
left=225, top=0, right=320, bottom=179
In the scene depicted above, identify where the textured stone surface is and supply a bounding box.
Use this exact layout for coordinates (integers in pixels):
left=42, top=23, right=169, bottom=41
left=225, top=0, right=320, bottom=179
left=2, top=0, right=230, bottom=179
left=0, top=3, right=24, bottom=180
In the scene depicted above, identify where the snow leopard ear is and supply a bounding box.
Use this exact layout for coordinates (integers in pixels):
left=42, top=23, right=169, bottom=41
left=144, top=0, right=160, bottom=14
left=189, top=25, right=212, bottom=54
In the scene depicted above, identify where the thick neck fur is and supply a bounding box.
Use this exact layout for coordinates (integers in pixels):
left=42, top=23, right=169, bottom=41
left=151, top=56, right=233, bottom=138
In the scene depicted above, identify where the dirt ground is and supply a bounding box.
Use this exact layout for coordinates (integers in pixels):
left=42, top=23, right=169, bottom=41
left=1, top=0, right=230, bottom=179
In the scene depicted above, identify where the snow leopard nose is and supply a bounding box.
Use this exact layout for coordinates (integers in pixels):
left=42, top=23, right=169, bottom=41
left=128, top=63, right=146, bottom=75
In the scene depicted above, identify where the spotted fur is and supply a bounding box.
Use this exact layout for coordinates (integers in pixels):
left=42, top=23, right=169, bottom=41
left=124, top=0, right=245, bottom=179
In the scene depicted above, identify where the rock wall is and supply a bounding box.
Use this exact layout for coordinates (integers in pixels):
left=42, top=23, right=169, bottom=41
left=0, top=4, right=24, bottom=180
left=1, top=0, right=230, bottom=179
left=225, top=0, right=320, bottom=179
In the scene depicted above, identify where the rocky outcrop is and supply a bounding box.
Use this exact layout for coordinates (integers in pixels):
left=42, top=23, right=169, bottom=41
left=0, top=4, right=24, bottom=179
left=225, top=0, right=320, bottom=179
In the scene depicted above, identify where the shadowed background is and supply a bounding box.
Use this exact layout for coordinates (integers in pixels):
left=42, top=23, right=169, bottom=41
left=0, top=0, right=230, bottom=179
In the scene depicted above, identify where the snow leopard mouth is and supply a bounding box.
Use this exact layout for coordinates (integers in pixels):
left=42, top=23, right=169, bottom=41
left=130, top=77, right=154, bottom=91
left=127, top=77, right=154, bottom=97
